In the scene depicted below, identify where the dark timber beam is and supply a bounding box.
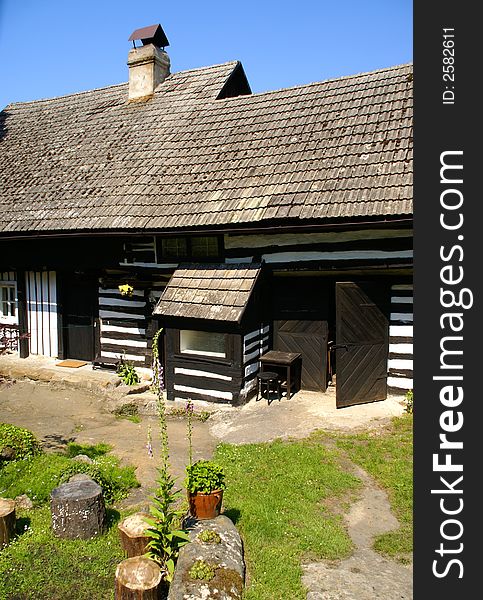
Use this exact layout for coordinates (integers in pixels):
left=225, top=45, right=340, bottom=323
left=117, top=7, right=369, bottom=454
left=16, top=270, right=29, bottom=358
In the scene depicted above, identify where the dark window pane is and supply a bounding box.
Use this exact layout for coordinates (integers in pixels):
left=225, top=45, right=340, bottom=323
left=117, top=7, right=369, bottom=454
left=161, top=237, right=188, bottom=258
left=191, top=236, right=219, bottom=257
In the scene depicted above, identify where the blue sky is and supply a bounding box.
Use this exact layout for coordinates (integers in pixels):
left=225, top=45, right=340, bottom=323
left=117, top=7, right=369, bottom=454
left=0, top=0, right=412, bottom=109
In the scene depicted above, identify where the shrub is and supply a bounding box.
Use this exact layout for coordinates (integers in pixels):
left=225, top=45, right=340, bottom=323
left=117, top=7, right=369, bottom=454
left=0, top=449, right=138, bottom=505
left=59, top=455, right=138, bottom=504
left=185, top=460, right=226, bottom=495
left=0, top=423, right=42, bottom=461
left=116, top=361, right=140, bottom=386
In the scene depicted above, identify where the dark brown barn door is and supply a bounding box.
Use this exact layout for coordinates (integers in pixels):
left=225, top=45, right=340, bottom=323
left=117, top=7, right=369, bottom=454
left=274, top=320, right=328, bottom=391
left=62, top=272, right=98, bottom=361
left=335, top=282, right=388, bottom=408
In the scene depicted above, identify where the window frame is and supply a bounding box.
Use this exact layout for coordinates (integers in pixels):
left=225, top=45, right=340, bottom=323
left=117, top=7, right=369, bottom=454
left=0, top=282, right=18, bottom=324
left=156, top=235, right=223, bottom=263
left=176, top=329, right=232, bottom=365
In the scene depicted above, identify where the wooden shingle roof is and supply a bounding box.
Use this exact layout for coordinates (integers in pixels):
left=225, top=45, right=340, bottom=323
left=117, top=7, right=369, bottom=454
left=0, top=61, right=413, bottom=234
left=153, top=263, right=261, bottom=322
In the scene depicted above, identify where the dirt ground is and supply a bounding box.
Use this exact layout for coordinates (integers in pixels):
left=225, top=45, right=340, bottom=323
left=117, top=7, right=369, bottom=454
left=209, top=383, right=407, bottom=444
left=0, top=379, right=216, bottom=506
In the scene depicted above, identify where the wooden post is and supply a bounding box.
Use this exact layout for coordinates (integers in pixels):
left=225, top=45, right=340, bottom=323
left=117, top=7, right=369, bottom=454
left=115, top=556, right=162, bottom=599
left=118, top=512, right=151, bottom=558
left=50, top=479, right=106, bottom=540
left=0, top=498, right=16, bottom=549
left=16, top=271, right=29, bottom=358
left=56, top=270, right=66, bottom=360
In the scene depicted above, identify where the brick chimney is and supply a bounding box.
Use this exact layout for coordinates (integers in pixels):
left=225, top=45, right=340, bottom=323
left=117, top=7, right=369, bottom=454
left=127, top=24, right=170, bottom=101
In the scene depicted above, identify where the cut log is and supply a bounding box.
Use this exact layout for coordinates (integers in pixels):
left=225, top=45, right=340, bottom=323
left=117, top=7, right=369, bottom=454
left=115, top=556, right=163, bottom=600
left=50, top=478, right=106, bottom=540
left=0, top=498, right=16, bottom=549
left=118, top=512, right=151, bottom=557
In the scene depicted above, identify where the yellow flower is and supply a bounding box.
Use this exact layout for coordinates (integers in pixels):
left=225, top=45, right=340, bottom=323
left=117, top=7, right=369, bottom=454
left=118, top=284, right=134, bottom=297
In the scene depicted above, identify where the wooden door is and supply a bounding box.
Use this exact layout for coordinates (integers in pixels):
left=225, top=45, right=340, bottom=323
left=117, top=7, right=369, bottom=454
left=335, top=282, right=388, bottom=408
left=274, top=320, right=328, bottom=391
left=62, top=272, right=98, bottom=361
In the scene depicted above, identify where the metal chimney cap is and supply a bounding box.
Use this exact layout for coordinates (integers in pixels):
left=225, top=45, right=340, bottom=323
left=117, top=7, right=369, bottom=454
left=128, top=24, right=169, bottom=48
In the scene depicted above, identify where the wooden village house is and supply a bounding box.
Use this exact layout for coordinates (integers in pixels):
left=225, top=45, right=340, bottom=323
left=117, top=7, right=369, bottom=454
left=0, top=25, right=413, bottom=408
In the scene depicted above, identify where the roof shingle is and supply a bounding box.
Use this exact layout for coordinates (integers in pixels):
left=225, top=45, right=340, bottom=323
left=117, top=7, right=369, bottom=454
left=153, top=263, right=261, bottom=322
left=0, top=61, right=413, bottom=234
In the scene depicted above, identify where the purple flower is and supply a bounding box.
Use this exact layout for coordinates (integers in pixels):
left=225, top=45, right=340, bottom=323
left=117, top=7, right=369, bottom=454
left=146, top=425, right=154, bottom=459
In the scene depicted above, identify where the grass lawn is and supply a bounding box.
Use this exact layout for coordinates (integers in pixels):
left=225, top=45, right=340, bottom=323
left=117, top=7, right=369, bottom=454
left=335, top=414, right=413, bottom=562
left=0, top=417, right=412, bottom=599
left=215, top=439, right=361, bottom=600
left=0, top=442, right=138, bottom=505
left=0, top=442, right=139, bottom=600
left=215, top=414, right=413, bottom=599
left=0, top=506, right=124, bottom=600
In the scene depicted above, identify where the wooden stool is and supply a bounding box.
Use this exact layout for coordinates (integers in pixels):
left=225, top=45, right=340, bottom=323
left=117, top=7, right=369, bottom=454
left=256, top=371, right=281, bottom=402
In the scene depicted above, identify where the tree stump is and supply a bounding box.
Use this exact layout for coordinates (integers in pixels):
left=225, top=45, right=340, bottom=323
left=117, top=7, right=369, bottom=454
left=118, top=512, right=152, bottom=557
left=50, top=478, right=106, bottom=539
left=115, top=556, right=162, bottom=599
left=0, top=498, right=16, bottom=549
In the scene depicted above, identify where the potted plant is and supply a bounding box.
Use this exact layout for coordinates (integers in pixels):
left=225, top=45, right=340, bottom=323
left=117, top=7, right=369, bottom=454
left=185, top=460, right=226, bottom=520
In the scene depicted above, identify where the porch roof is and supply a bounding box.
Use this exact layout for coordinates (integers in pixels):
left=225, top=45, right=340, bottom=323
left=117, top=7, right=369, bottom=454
left=153, top=263, right=261, bottom=323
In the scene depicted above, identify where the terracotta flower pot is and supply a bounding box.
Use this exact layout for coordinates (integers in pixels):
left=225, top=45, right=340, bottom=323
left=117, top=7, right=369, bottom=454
left=187, top=489, right=223, bottom=520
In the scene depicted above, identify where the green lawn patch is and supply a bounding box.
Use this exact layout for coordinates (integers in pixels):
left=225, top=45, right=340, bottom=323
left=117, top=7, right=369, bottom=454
left=0, top=450, right=139, bottom=505
left=335, top=414, right=413, bottom=562
left=0, top=506, right=124, bottom=600
left=65, top=442, right=113, bottom=459
left=0, top=442, right=140, bottom=600
left=214, top=439, right=361, bottom=600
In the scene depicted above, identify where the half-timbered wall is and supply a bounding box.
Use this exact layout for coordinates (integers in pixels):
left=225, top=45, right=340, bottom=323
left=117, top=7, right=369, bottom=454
left=224, top=228, right=413, bottom=269
left=387, top=284, right=413, bottom=391
left=241, top=324, right=270, bottom=400
left=98, top=286, right=148, bottom=365
left=164, top=328, right=244, bottom=404
left=172, top=361, right=238, bottom=403
left=96, top=235, right=174, bottom=367
left=25, top=270, right=58, bottom=357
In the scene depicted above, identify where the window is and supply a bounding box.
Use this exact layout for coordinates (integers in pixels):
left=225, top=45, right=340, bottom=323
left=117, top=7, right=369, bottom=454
left=180, top=330, right=226, bottom=358
left=191, top=236, right=220, bottom=258
left=0, top=284, right=17, bottom=323
left=158, top=236, right=221, bottom=261
left=161, top=237, right=188, bottom=259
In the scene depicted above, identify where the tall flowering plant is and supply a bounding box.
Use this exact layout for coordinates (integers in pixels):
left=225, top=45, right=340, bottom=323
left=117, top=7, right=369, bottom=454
left=186, top=400, right=194, bottom=467
left=145, top=328, right=189, bottom=582
left=151, top=328, right=165, bottom=394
